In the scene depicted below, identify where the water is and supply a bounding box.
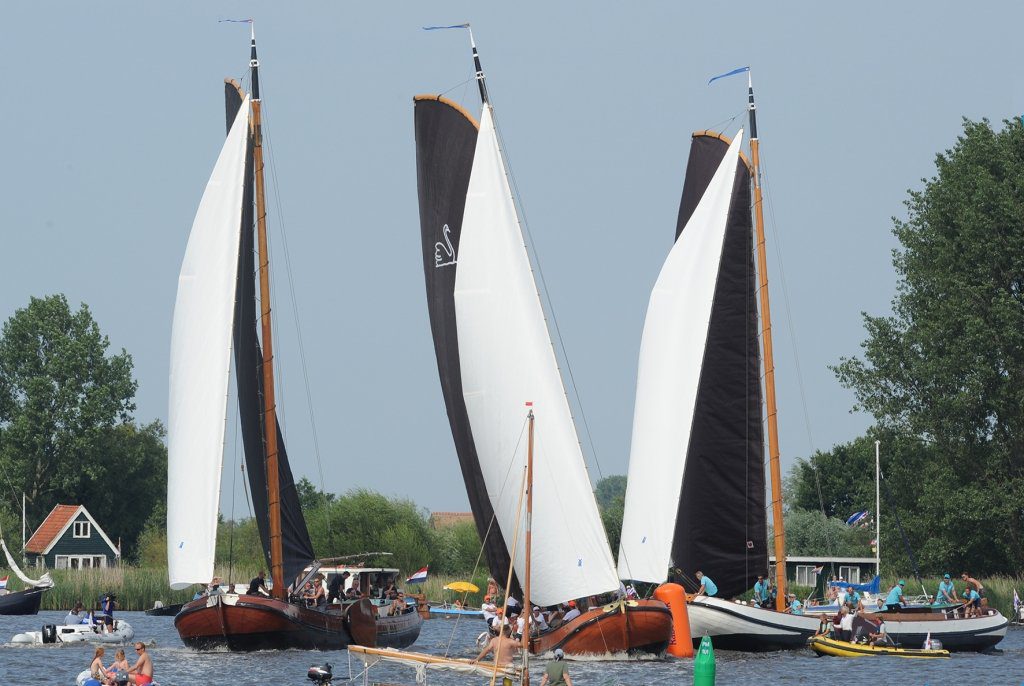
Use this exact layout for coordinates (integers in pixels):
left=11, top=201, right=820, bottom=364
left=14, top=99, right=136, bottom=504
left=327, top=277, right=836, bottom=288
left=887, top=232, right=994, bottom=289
left=0, top=611, right=1021, bottom=685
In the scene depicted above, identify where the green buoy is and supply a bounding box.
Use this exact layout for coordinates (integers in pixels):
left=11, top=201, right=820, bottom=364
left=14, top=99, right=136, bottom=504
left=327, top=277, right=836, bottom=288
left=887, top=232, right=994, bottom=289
left=693, top=635, right=715, bottom=685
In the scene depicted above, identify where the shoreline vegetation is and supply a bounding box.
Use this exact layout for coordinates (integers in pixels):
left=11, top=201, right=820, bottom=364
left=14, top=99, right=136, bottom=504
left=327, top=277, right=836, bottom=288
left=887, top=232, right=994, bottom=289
left=12, top=568, right=1022, bottom=620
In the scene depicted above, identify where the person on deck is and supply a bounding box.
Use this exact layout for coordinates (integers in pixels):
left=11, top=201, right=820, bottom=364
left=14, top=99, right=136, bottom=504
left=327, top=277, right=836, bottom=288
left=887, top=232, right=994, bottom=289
left=752, top=575, right=768, bottom=607
left=961, top=572, right=985, bottom=599
left=327, top=571, right=350, bottom=604
left=784, top=593, right=803, bottom=614
left=303, top=575, right=327, bottom=608
left=963, top=586, right=982, bottom=618
left=247, top=570, right=269, bottom=596
left=532, top=606, right=550, bottom=632
left=473, top=624, right=521, bottom=667
left=388, top=591, right=407, bottom=616
left=539, top=648, right=573, bottom=686
left=844, top=586, right=861, bottom=610
left=884, top=579, right=906, bottom=611
left=561, top=600, right=581, bottom=623
left=935, top=573, right=958, bottom=605
left=694, top=571, right=718, bottom=597
left=127, top=642, right=154, bottom=685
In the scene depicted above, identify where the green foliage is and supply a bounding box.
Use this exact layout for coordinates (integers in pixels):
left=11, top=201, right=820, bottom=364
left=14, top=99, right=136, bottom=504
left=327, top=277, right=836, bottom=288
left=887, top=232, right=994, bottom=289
left=595, top=475, right=625, bottom=561
left=771, top=507, right=872, bottom=557
left=296, top=477, right=335, bottom=511
left=0, top=295, right=166, bottom=558
left=833, top=118, right=1024, bottom=575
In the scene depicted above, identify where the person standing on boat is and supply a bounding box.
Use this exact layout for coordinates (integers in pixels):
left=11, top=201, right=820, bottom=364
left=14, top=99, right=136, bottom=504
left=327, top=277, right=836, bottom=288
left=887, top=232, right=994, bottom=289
left=694, top=571, right=718, bottom=597
left=884, top=579, right=906, bottom=611
left=539, top=648, right=573, bottom=686
left=752, top=575, right=768, bottom=607
left=963, top=586, right=982, bottom=618
left=935, top=573, right=958, bottom=605
left=327, top=571, right=349, bottom=604
left=961, top=572, right=985, bottom=599
left=844, top=585, right=861, bottom=610
left=247, top=570, right=269, bottom=597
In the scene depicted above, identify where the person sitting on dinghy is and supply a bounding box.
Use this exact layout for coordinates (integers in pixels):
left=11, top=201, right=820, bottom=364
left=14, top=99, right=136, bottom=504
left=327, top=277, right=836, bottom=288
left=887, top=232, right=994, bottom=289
left=65, top=600, right=85, bottom=626
left=126, top=642, right=154, bottom=685
left=106, top=648, right=129, bottom=681
left=87, top=646, right=107, bottom=686
left=883, top=580, right=906, bottom=611
left=869, top=619, right=894, bottom=647
left=694, top=571, right=717, bottom=597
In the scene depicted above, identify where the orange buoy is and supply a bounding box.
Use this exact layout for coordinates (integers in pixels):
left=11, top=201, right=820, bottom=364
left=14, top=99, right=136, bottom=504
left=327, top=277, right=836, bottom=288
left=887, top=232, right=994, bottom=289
left=654, top=582, right=693, bottom=658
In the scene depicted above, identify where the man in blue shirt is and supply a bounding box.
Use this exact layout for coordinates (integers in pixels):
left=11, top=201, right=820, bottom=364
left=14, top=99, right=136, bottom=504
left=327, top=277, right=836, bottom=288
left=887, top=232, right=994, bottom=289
left=884, top=579, right=906, bottom=611
left=695, top=571, right=718, bottom=597
left=844, top=585, right=861, bottom=610
left=785, top=593, right=803, bottom=614
left=752, top=575, right=767, bottom=607
left=934, top=573, right=957, bottom=605
left=964, top=587, right=981, bottom=618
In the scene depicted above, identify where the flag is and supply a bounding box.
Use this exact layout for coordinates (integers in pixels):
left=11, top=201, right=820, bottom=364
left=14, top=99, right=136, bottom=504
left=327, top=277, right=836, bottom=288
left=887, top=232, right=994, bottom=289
left=812, top=566, right=824, bottom=574
left=708, top=66, right=750, bottom=85
left=406, top=566, right=429, bottom=584
left=924, top=632, right=932, bottom=650
left=1014, top=589, right=1020, bottom=614
left=0, top=576, right=8, bottom=589
left=845, top=510, right=869, bottom=526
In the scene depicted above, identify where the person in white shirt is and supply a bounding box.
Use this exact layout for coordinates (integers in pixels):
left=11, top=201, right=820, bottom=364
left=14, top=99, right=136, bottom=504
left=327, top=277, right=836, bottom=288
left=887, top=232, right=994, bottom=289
left=481, top=595, right=498, bottom=626
left=532, top=606, right=549, bottom=632
left=562, top=601, right=581, bottom=623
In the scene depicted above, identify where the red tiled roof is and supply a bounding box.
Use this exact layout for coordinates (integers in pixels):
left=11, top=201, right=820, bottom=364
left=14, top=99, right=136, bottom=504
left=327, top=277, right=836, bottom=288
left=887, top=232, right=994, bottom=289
left=25, top=504, right=81, bottom=553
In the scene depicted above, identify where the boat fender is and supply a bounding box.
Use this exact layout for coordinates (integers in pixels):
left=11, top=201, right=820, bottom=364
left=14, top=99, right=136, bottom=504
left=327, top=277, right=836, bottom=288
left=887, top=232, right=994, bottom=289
left=693, top=635, right=715, bottom=685
left=41, top=624, right=56, bottom=644
left=653, top=583, right=693, bottom=658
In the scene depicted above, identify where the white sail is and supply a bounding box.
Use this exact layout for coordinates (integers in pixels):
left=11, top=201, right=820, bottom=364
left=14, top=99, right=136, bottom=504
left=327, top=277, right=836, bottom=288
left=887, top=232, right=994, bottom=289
left=454, top=106, right=619, bottom=606
left=617, top=131, right=744, bottom=583
left=0, top=539, right=52, bottom=588
left=167, top=97, right=250, bottom=589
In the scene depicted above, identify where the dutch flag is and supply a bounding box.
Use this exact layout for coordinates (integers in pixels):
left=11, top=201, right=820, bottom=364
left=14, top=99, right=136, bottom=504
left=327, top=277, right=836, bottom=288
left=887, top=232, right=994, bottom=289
left=845, top=510, right=869, bottom=527
left=0, top=576, right=8, bottom=589
left=406, top=566, right=429, bottom=585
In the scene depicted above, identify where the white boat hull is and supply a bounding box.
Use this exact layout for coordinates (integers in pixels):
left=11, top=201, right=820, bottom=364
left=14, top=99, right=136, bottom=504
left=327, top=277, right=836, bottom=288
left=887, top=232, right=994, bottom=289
left=687, top=596, right=819, bottom=650
left=878, top=610, right=1008, bottom=651
left=11, top=620, right=135, bottom=645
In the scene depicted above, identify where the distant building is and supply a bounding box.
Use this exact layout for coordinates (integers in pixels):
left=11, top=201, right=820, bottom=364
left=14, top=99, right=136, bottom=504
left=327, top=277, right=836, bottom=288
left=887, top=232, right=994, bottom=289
left=770, top=555, right=878, bottom=590
left=429, top=512, right=474, bottom=530
left=25, top=504, right=120, bottom=569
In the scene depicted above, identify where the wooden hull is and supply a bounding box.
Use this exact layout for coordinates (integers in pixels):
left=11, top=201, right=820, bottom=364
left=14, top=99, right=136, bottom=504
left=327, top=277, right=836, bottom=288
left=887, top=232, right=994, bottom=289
left=0, top=587, right=46, bottom=615
left=174, top=593, right=377, bottom=651
left=376, top=608, right=423, bottom=649
left=530, top=599, right=672, bottom=657
left=808, top=634, right=949, bottom=658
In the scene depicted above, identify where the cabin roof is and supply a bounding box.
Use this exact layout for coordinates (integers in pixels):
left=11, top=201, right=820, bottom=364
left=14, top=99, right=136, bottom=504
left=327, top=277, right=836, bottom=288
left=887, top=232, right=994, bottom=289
left=25, top=504, right=120, bottom=556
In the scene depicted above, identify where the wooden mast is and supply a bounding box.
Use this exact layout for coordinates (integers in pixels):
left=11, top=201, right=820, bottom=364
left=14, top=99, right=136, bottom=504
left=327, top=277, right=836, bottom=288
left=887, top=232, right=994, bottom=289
left=746, top=71, right=787, bottom=612
left=249, top=25, right=286, bottom=601
left=522, top=407, right=533, bottom=686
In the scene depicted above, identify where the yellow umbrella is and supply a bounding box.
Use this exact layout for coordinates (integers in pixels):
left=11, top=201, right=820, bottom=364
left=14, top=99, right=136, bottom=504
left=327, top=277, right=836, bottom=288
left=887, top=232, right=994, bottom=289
left=443, top=581, right=480, bottom=593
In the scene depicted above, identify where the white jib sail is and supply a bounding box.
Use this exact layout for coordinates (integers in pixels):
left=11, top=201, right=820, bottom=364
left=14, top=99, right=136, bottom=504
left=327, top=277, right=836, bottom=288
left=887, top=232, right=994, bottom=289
left=455, top=106, right=619, bottom=606
left=617, top=131, right=744, bottom=583
left=167, top=97, right=250, bottom=589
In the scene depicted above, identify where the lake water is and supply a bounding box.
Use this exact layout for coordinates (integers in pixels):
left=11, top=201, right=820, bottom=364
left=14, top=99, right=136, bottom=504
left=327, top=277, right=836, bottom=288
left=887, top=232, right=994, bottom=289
left=0, top=611, right=1022, bottom=685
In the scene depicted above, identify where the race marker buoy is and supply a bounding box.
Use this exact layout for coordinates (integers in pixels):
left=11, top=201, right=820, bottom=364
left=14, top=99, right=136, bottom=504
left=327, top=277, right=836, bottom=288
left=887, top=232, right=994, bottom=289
left=693, top=635, right=715, bottom=685
left=653, top=583, right=693, bottom=657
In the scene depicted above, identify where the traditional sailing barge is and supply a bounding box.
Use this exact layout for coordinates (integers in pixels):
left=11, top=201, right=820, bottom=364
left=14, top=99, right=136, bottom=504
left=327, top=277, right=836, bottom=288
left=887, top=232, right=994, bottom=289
left=168, top=30, right=376, bottom=651
left=414, top=29, right=672, bottom=657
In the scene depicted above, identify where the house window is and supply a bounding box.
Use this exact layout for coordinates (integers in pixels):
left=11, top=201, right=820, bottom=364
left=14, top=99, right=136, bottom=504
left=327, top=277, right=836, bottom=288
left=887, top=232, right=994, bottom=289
left=57, top=554, right=106, bottom=570
left=73, top=521, right=91, bottom=538
left=55, top=555, right=68, bottom=570
left=839, top=566, right=861, bottom=584
left=795, top=565, right=816, bottom=587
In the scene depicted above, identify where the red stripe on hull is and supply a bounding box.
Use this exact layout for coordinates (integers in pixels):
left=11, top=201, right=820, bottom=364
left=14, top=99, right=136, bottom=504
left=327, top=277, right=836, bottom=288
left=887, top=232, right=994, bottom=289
left=530, top=600, right=672, bottom=657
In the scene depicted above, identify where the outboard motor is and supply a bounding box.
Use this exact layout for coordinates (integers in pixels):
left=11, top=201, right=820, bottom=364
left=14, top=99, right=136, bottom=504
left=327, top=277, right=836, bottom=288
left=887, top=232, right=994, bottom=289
left=307, top=663, right=332, bottom=686
left=41, top=624, right=57, bottom=644
left=112, top=671, right=130, bottom=686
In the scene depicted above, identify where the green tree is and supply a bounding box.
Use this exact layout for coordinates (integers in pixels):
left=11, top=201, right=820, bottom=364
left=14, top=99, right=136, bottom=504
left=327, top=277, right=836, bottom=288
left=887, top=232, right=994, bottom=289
left=834, top=118, right=1024, bottom=575
left=594, top=475, right=626, bottom=561
left=0, top=295, right=166, bottom=558
left=296, top=477, right=335, bottom=512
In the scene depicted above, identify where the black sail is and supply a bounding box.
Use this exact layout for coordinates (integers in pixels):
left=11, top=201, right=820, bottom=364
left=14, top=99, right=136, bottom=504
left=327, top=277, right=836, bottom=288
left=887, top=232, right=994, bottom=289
left=413, top=95, right=519, bottom=595
left=672, top=133, right=767, bottom=598
left=226, top=81, right=316, bottom=585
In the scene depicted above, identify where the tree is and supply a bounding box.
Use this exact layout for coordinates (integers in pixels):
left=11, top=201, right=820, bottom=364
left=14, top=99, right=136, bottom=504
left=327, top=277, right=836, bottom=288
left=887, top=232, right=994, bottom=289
left=296, top=477, right=335, bottom=512
left=834, top=118, right=1024, bottom=574
left=594, top=475, right=626, bottom=561
left=0, top=294, right=165, bottom=558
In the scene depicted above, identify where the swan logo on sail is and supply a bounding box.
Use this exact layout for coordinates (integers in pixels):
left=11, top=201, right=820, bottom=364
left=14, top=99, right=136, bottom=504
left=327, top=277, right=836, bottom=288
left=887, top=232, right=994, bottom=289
left=434, top=224, right=457, bottom=268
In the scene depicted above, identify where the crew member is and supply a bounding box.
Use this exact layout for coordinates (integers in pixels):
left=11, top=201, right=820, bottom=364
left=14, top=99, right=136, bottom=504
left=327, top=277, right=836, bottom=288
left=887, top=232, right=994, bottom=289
left=695, top=571, right=718, bottom=597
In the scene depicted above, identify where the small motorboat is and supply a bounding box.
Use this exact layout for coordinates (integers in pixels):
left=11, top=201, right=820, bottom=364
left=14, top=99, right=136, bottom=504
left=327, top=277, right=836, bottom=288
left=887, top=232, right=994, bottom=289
left=144, top=601, right=184, bottom=616
left=12, top=619, right=135, bottom=645
left=808, top=633, right=950, bottom=658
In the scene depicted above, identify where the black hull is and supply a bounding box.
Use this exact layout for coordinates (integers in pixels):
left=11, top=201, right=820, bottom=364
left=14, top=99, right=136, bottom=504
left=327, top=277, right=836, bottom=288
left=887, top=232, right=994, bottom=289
left=376, top=609, right=423, bottom=649
left=145, top=603, right=184, bottom=617
left=0, top=588, right=47, bottom=615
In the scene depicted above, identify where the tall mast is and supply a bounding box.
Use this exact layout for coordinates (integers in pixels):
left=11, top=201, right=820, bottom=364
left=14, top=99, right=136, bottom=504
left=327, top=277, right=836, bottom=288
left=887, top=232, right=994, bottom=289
left=468, top=27, right=490, bottom=105
left=746, top=71, right=786, bottom=611
left=522, top=407, right=534, bottom=686
left=875, top=440, right=881, bottom=578
left=249, top=24, right=286, bottom=600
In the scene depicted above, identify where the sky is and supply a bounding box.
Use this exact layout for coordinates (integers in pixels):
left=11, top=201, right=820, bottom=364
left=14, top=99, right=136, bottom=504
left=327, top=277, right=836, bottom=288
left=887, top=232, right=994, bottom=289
left=1, top=2, right=1022, bottom=518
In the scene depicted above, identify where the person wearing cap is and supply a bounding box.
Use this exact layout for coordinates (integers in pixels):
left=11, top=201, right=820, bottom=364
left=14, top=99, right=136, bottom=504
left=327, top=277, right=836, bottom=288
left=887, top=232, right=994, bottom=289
left=934, top=573, right=958, bottom=605
left=752, top=575, right=768, bottom=607
left=694, top=571, right=718, bottom=597
left=539, top=648, right=572, bottom=686
left=562, top=600, right=581, bottom=623
left=784, top=593, right=803, bottom=614
left=884, top=579, right=906, bottom=611
left=532, top=606, right=549, bottom=632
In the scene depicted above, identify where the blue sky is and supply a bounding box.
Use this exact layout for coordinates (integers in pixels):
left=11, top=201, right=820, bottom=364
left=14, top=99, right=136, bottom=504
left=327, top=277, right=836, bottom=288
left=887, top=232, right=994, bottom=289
left=2, top=2, right=1021, bottom=516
